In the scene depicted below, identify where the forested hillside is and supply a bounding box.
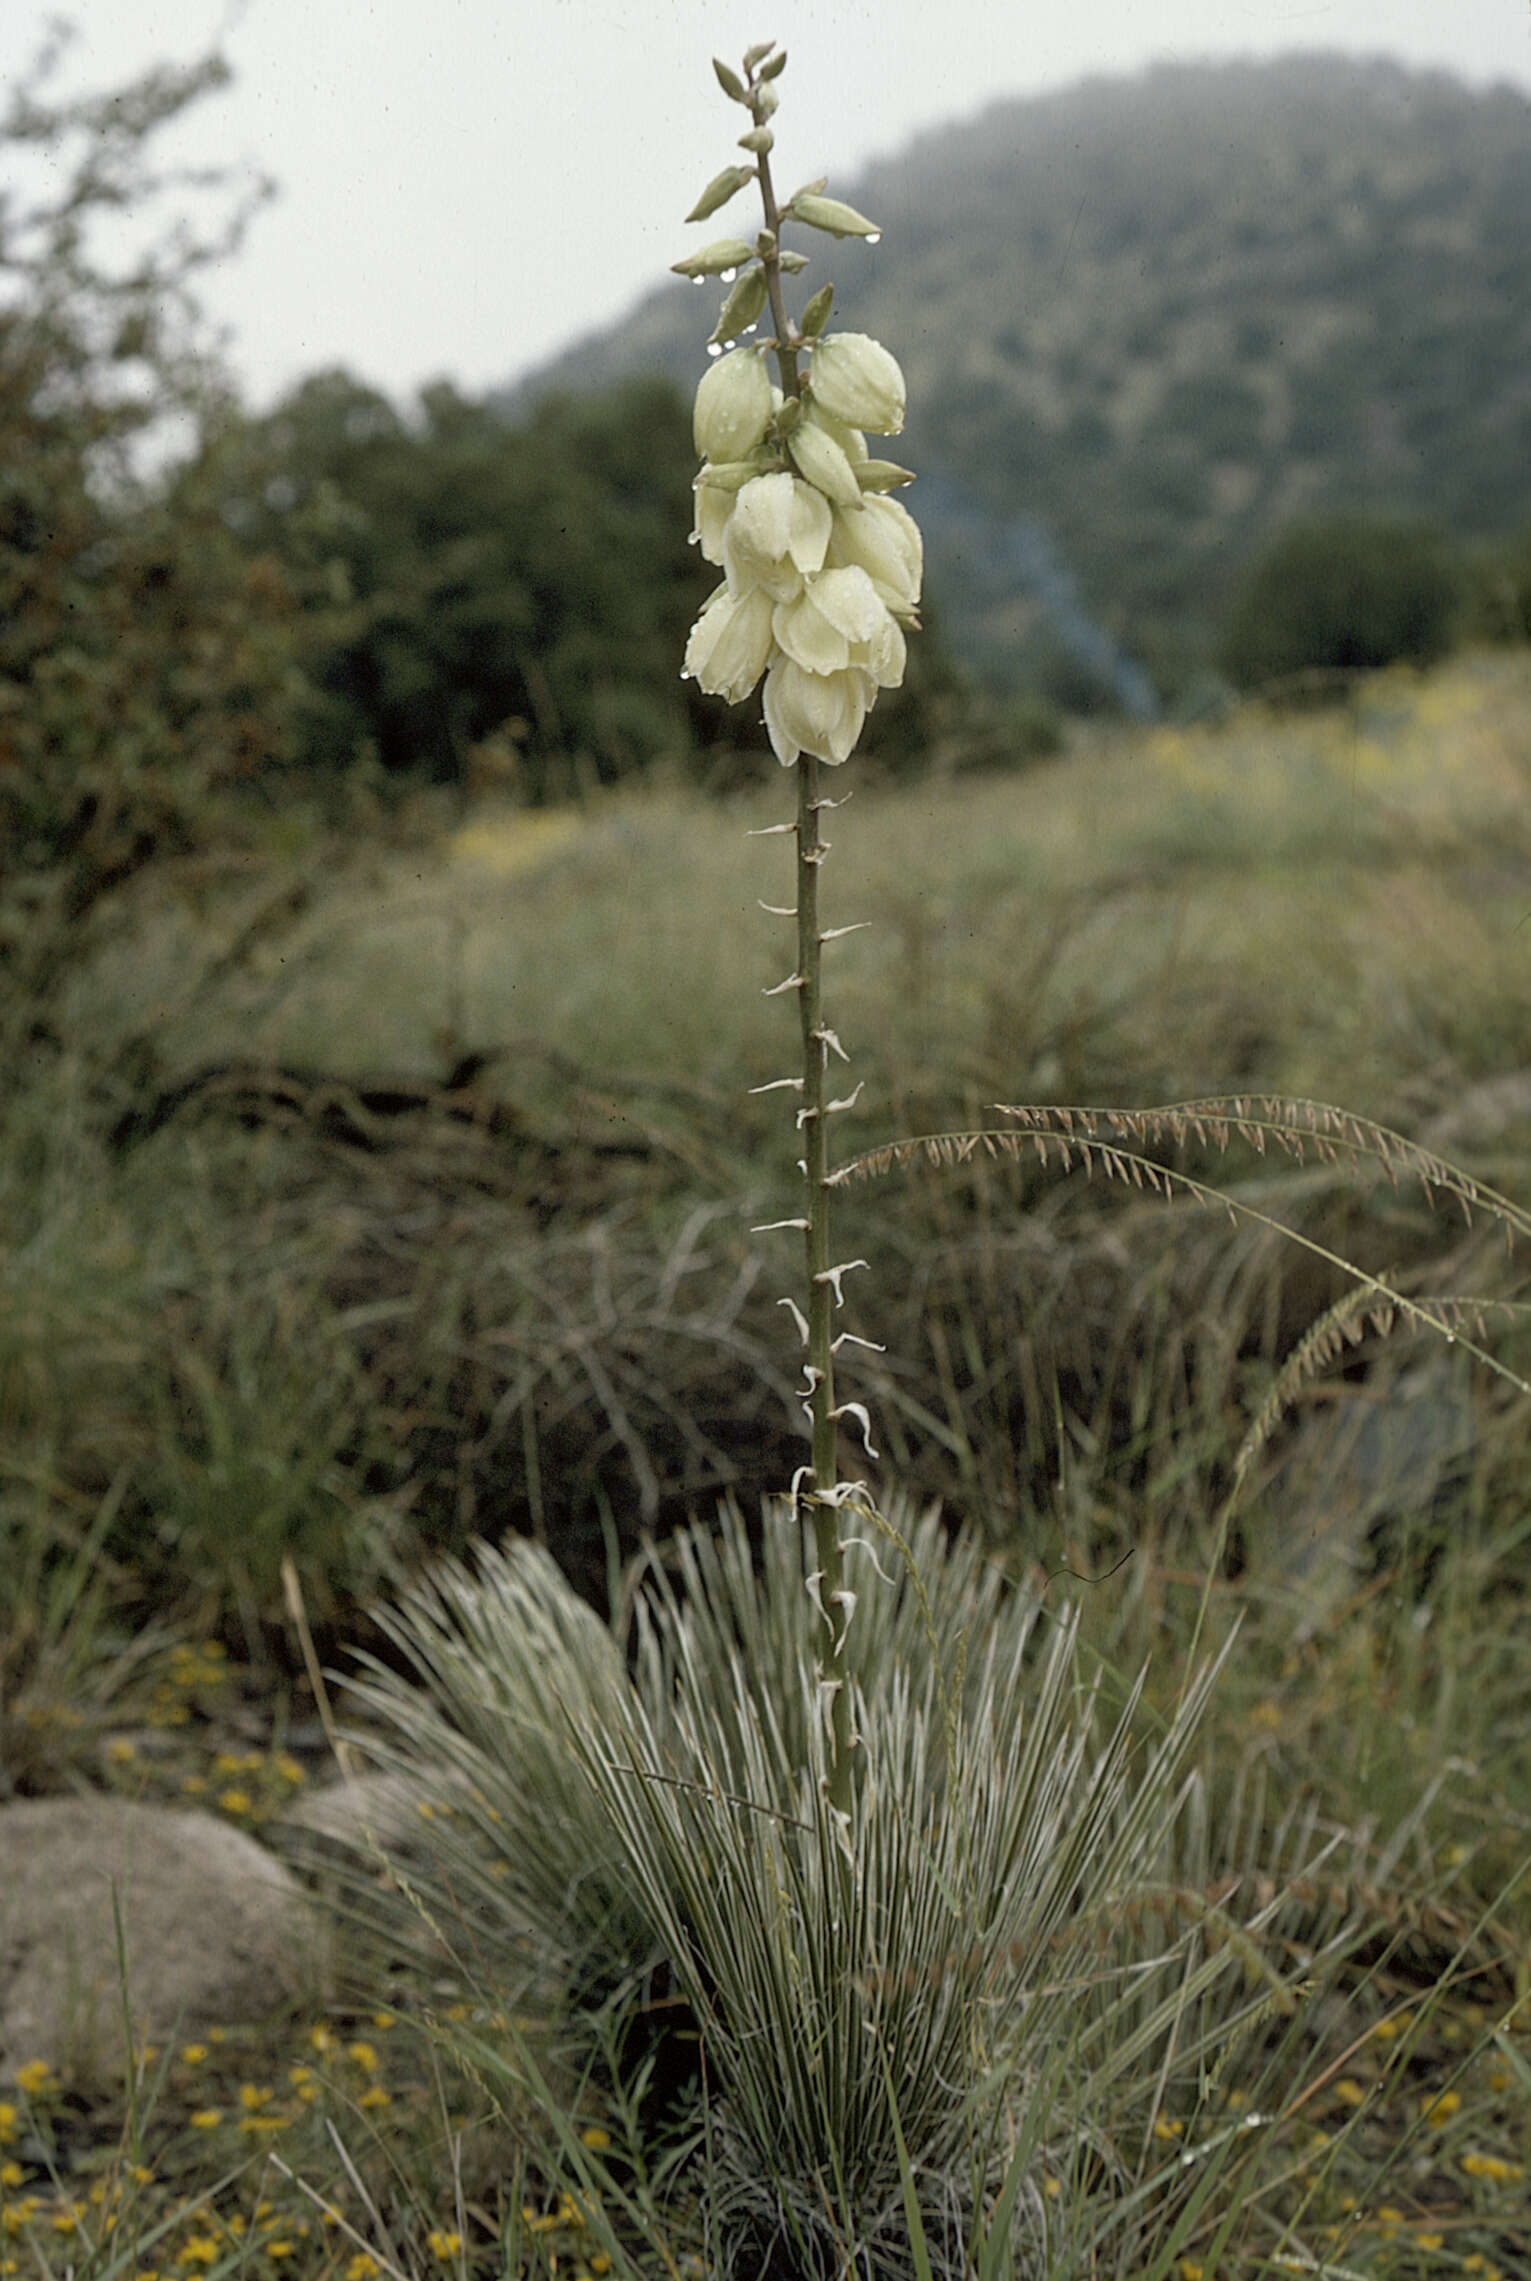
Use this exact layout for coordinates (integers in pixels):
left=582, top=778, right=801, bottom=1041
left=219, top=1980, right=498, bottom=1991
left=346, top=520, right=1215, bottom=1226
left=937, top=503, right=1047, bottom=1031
left=505, top=55, right=1531, bottom=703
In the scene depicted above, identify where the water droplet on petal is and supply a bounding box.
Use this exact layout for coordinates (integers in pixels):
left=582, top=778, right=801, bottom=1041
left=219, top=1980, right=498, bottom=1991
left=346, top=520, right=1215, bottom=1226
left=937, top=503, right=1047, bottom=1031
left=866, top=231, right=882, bottom=245
left=691, top=275, right=706, bottom=286
left=720, top=266, right=738, bottom=283
left=687, top=531, right=699, bottom=546
left=707, top=341, right=724, bottom=358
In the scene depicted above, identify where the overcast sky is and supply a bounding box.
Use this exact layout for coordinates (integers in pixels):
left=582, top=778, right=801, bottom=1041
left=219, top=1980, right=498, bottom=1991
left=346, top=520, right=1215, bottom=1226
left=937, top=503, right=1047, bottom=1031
left=3, top=0, right=1529, bottom=413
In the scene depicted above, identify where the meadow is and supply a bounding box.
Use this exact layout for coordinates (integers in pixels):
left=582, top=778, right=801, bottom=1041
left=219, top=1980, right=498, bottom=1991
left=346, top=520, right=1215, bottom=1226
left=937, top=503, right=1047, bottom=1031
left=3, top=651, right=1530, bottom=2278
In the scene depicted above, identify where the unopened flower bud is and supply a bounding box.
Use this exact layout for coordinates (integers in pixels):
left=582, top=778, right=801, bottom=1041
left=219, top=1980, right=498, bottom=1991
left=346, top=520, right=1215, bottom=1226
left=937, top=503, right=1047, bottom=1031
left=693, top=347, right=773, bottom=460
left=856, top=458, right=916, bottom=492
left=787, top=420, right=863, bottom=510
left=787, top=192, right=880, bottom=239
left=778, top=251, right=809, bottom=274
left=710, top=265, right=768, bottom=346
left=685, top=164, right=755, bottom=223
left=671, top=237, right=756, bottom=280
left=808, top=333, right=906, bottom=435
left=804, top=399, right=867, bottom=466
left=799, top=284, right=835, bottom=339
left=738, top=127, right=774, bottom=153
left=713, top=57, right=748, bottom=102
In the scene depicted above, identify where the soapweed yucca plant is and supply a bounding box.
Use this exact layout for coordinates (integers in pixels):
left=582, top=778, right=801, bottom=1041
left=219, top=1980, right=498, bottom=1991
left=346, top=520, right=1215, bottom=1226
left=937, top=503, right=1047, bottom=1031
left=336, top=43, right=1531, bottom=2281
left=332, top=46, right=1345, bottom=2281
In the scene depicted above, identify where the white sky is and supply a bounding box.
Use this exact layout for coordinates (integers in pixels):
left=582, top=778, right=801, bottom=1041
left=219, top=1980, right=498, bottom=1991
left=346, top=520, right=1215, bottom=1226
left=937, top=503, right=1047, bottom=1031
left=3, top=0, right=1529, bottom=413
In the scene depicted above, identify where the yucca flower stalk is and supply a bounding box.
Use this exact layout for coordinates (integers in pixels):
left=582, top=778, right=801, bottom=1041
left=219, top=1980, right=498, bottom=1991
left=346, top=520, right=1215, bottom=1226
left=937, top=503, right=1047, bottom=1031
left=678, top=42, right=921, bottom=1819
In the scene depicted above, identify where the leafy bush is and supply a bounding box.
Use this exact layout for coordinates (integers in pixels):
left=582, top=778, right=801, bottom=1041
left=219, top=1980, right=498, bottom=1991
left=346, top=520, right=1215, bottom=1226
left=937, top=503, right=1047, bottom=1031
left=1220, top=513, right=1463, bottom=689
left=0, top=33, right=301, bottom=1028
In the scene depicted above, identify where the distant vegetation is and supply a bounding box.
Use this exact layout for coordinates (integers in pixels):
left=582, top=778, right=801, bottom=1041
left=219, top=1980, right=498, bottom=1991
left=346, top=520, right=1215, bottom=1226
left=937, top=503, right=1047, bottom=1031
left=510, top=53, right=1531, bottom=708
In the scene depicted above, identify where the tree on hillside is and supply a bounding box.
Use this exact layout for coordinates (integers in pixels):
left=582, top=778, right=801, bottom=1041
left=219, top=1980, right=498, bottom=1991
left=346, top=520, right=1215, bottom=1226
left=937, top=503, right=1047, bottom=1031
left=0, top=28, right=301, bottom=1035
left=1220, top=514, right=1463, bottom=691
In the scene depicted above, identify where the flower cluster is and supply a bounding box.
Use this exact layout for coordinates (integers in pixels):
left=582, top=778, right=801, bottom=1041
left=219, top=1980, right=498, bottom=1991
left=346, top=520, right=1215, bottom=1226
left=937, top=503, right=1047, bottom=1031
left=683, top=333, right=922, bottom=766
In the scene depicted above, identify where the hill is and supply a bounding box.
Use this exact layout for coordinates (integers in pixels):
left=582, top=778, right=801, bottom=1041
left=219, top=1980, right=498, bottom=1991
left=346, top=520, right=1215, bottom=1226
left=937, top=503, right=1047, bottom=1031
left=500, top=55, right=1531, bottom=707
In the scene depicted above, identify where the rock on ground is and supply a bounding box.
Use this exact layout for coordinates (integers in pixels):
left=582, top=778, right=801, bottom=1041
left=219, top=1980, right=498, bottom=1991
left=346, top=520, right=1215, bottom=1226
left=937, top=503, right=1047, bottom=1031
left=0, top=1795, right=316, bottom=2084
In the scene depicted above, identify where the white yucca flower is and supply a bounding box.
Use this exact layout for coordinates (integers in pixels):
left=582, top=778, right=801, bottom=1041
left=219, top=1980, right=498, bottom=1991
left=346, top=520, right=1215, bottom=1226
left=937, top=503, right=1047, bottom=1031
left=763, top=655, right=875, bottom=766
left=684, top=581, right=777, bottom=702
left=682, top=313, right=918, bottom=764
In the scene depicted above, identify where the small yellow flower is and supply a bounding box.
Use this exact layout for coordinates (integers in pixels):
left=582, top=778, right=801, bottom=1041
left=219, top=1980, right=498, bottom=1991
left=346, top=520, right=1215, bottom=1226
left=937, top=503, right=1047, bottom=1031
left=1178, top=2263, right=1204, bottom=2281
left=181, top=2044, right=209, bottom=2066
left=579, top=2127, right=612, bottom=2151
left=1334, top=2078, right=1366, bottom=2106
left=189, top=2109, right=224, bottom=2131
left=239, top=2083, right=272, bottom=2110
left=1462, top=2150, right=1522, bottom=2183
left=346, top=2259, right=381, bottom=2280
left=178, top=2238, right=219, bottom=2267
left=346, top=2041, right=378, bottom=2072
left=1422, top=2089, right=1461, bottom=2126
left=427, top=2230, right=462, bottom=2260
left=0, top=2162, right=22, bottom=2189
left=217, top=1789, right=252, bottom=1816
left=358, top=2087, right=391, bottom=2110
left=1152, top=2116, right=1184, bottom=2140
left=0, top=2103, right=15, bottom=2143
left=15, top=2062, right=54, bottom=2098
left=108, top=1738, right=139, bottom=1763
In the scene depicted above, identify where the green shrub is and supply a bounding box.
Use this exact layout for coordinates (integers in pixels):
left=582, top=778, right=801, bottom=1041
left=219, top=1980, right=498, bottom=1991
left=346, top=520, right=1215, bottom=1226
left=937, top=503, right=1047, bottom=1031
left=1221, top=512, right=1462, bottom=689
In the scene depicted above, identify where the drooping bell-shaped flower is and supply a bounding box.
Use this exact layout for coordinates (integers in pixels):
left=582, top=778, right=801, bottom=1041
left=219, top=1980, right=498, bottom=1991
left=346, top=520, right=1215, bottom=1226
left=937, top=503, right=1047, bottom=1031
left=693, top=345, right=774, bottom=461
left=807, top=332, right=906, bottom=436
left=682, top=580, right=777, bottom=703
left=762, top=655, right=875, bottom=767
left=723, top=471, right=833, bottom=600
left=772, top=565, right=890, bottom=676
left=691, top=480, right=736, bottom=565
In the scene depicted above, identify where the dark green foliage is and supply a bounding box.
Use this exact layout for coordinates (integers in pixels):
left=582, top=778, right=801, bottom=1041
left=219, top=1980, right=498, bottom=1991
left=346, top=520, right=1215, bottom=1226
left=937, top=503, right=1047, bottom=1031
left=1220, top=514, right=1462, bottom=689
left=211, top=370, right=725, bottom=794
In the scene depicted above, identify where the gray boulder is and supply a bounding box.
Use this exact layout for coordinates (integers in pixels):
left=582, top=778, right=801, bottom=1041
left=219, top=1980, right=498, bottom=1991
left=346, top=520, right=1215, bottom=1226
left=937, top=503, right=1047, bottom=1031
left=0, top=1795, right=315, bottom=2084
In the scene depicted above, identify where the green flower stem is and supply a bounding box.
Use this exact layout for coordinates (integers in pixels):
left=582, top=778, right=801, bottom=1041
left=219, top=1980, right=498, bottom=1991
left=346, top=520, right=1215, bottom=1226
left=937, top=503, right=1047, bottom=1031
left=795, top=752, right=854, bottom=1813
left=747, top=109, right=802, bottom=405
left=745, top=61, right=855, bottom=1813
